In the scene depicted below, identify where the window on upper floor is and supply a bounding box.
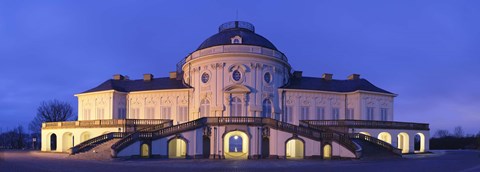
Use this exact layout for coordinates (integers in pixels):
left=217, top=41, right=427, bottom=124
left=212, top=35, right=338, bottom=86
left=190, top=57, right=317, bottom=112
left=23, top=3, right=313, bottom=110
left=286, top=106, right=293, bottom=123
left=200, top=99, right=210, bottom=118
left=118, top=108, right=126, bottom=119
left=300, top=106, right=309, bottom=120
left=231, top=97, right=242, bottom=117
left=262, top=99, right=272, bottom=118
left=316, top=107, right=325, bottom=120
left=177, top=106, right=188, bottom=123
left=161, top=106, right=171, bottom=119
left=367, top=107, right=375, bottom=120
left=332, top=108, right=340, bottom=120
left=381, top=108, right=388, bottom=121
left=130, top=108, right=139, bottom=119
left=97, top=108, right=104, bottom=120
left=346, top=108, right=354, bottom=120
left=145, top=107, right=155, bottom=119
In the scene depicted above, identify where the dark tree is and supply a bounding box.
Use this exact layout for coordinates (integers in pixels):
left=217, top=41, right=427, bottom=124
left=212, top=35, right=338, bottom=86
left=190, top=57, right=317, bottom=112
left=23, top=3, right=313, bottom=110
left=434, top=129, right=450, bottom=138
left=453, top=126, right=465, bottom=138
left=28, top=99, right=74, bottom=133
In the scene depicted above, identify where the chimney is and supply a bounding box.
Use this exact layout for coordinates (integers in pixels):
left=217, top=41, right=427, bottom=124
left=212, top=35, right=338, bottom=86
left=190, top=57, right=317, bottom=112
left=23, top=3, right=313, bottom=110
left=143, top=74, right=154, bottom=81
left=169, top=72, right=177, bottom=79
left=113, top=74, right=124, bottom=80
left=322, top=73, right=333, bottom=80
left=293, top=71, right=303, bottom=79
left=348, top=74, right=360, bottom=80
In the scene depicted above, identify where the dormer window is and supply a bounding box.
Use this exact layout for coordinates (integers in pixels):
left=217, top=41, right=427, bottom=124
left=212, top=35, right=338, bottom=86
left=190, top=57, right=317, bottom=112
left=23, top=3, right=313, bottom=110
left=231, top=36, right=242, bottom=44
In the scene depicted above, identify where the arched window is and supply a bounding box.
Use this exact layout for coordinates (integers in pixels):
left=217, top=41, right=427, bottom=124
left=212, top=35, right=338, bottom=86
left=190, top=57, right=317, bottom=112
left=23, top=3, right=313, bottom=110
left=262, top=99, right=272, bottom=118
left=200, top=99, right=210, bottom=118
left=231, top=97, right=242, bottom=117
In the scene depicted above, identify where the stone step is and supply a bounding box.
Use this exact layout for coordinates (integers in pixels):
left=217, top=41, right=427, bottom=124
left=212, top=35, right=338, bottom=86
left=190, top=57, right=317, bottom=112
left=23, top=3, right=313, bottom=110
left=67, top=139, right=120, bottom=161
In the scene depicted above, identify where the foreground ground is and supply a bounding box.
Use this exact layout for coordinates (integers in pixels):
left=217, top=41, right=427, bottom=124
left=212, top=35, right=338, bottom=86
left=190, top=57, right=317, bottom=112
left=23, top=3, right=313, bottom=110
left=1, top=150, right=479, bottom=172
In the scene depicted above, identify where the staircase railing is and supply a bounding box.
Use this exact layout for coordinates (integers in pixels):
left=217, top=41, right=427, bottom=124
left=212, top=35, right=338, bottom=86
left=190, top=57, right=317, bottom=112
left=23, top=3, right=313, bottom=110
left=68, top=132, right=125, bottom=154
left=111, top=118, right=207, bottom=156
left=349, top=133, right=402, bottom=155
left=111, top=117, right=361, bottom=158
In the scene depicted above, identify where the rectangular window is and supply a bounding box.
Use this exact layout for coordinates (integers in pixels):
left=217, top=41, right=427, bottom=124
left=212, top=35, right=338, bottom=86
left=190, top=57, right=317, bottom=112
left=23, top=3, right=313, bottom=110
left=316, top=107, right=324, bottom=120
left=381, top=108, right=388, bottom=121
left=130, top=108, right=139, bottom=119
left=161, top=107, right=171, bottom=119
left=286, top=106, right=293, bottom=123
left=346, top=108, right=354, bottom=120
left=300, top=106, right=309, bottom=120
left=97, top=108, right=104, bottom=120
left=83, top=109, right=91, bottom=120
left=367, top=107, right=374, bottom=120
left=332, top=108, right=339, bottom=120
left=117, top=108, right=126, bottom=119
left=145, top=107, right=155, bottom=119
left=178, top=106, right=188, bottom=123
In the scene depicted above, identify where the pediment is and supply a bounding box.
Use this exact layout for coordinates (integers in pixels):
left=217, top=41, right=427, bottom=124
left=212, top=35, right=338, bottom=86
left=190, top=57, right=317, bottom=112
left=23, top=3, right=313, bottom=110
left=223, top=84, right=252, bottom=93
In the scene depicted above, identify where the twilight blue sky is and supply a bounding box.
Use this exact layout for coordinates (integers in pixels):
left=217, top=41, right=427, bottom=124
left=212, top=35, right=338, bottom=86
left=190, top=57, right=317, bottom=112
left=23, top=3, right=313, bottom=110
left=1, top=1, right=479, bottom=135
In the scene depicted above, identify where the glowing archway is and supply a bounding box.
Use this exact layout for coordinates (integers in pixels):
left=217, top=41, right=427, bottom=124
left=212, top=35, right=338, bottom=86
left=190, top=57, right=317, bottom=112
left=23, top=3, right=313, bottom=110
left=378, top=132, right=392, bottom=144
left=323, top=144, right=332, bottom=159
left=286, top=139, right=304, bottom=159
left=224, top=131, right=249, bottom=159
left=168, top=138, right=187, bottom=159
left=414, top=133, right=425, bottom=153
left=141, top=143, right=150, bottom=157
left=62, top=132, right=73, bottom=152
left=397, top=132, right=409, bottom=153
left=80, top=132, right=90, bottom=143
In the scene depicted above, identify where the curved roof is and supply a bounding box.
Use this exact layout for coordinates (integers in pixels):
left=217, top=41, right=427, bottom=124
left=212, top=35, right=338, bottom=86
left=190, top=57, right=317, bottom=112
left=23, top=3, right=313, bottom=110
left=196, top=21, right=278, bottom=51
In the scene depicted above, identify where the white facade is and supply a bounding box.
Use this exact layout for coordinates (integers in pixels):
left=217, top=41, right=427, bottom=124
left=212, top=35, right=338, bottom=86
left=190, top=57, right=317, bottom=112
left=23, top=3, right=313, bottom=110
left=41, top=21, right=429, bottom=159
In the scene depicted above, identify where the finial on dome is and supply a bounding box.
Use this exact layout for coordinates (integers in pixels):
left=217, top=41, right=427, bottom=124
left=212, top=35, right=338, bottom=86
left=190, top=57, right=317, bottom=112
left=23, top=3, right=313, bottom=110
left=218, top=21, right=255, bottom=32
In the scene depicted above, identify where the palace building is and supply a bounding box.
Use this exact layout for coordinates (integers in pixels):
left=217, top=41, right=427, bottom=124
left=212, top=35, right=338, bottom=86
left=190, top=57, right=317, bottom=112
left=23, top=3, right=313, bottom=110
left=41, top=21, right=430, bottom=159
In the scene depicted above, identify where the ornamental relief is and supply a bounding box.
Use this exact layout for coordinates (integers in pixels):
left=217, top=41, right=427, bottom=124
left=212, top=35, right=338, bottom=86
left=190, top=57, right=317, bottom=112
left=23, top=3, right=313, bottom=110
left=315, top=97, right=327, bottom=105
left=286, top=96, right=295, bottom=105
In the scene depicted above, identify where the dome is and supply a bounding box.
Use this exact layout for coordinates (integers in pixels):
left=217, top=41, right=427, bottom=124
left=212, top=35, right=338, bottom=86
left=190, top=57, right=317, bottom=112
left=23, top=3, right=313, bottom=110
left=196, top=21, right=278, bottom=51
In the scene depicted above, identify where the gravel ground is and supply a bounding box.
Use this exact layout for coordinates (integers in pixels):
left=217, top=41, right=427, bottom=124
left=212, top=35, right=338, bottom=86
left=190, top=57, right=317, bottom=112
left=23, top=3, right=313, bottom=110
left=1, top=150, right=479, bottom=172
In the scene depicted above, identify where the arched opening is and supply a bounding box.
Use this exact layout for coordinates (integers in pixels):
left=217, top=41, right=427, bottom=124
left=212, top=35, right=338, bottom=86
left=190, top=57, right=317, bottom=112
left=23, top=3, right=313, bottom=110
left=231, top=97, right=242, bottom=117
left=359, top=132, right=371, bottom=136
left=286, top=139, right=304, bottom=159
left=168, top=138, right=187, bottom=159
left=414, top=133, right=425, bottom=153
left=397, top=132, right=410, bottom=154
left=223, top=131, right=249, bottom=159
left=49, top=133, right=57, bottom=151
left=203, top=136, right=210, bottom=158
left=378, top=132, right=392, bottom=144
left=80, top=132, right=90, bottom=143
left=262, top=99, right=272, bottom=118
left=261, top=137, right=270, bottom=158
left=141, top=143, right=150, bottom=158
left=323, top=144, right=332, bottom=159
left=62, top=132, right=73, bottom=152
left=200, top=99, right=210, bottom=118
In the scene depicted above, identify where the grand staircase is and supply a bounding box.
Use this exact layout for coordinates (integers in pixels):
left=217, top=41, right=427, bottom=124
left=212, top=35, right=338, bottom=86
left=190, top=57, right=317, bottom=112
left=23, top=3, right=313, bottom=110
left=67, top=117, right=401, bottom=159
